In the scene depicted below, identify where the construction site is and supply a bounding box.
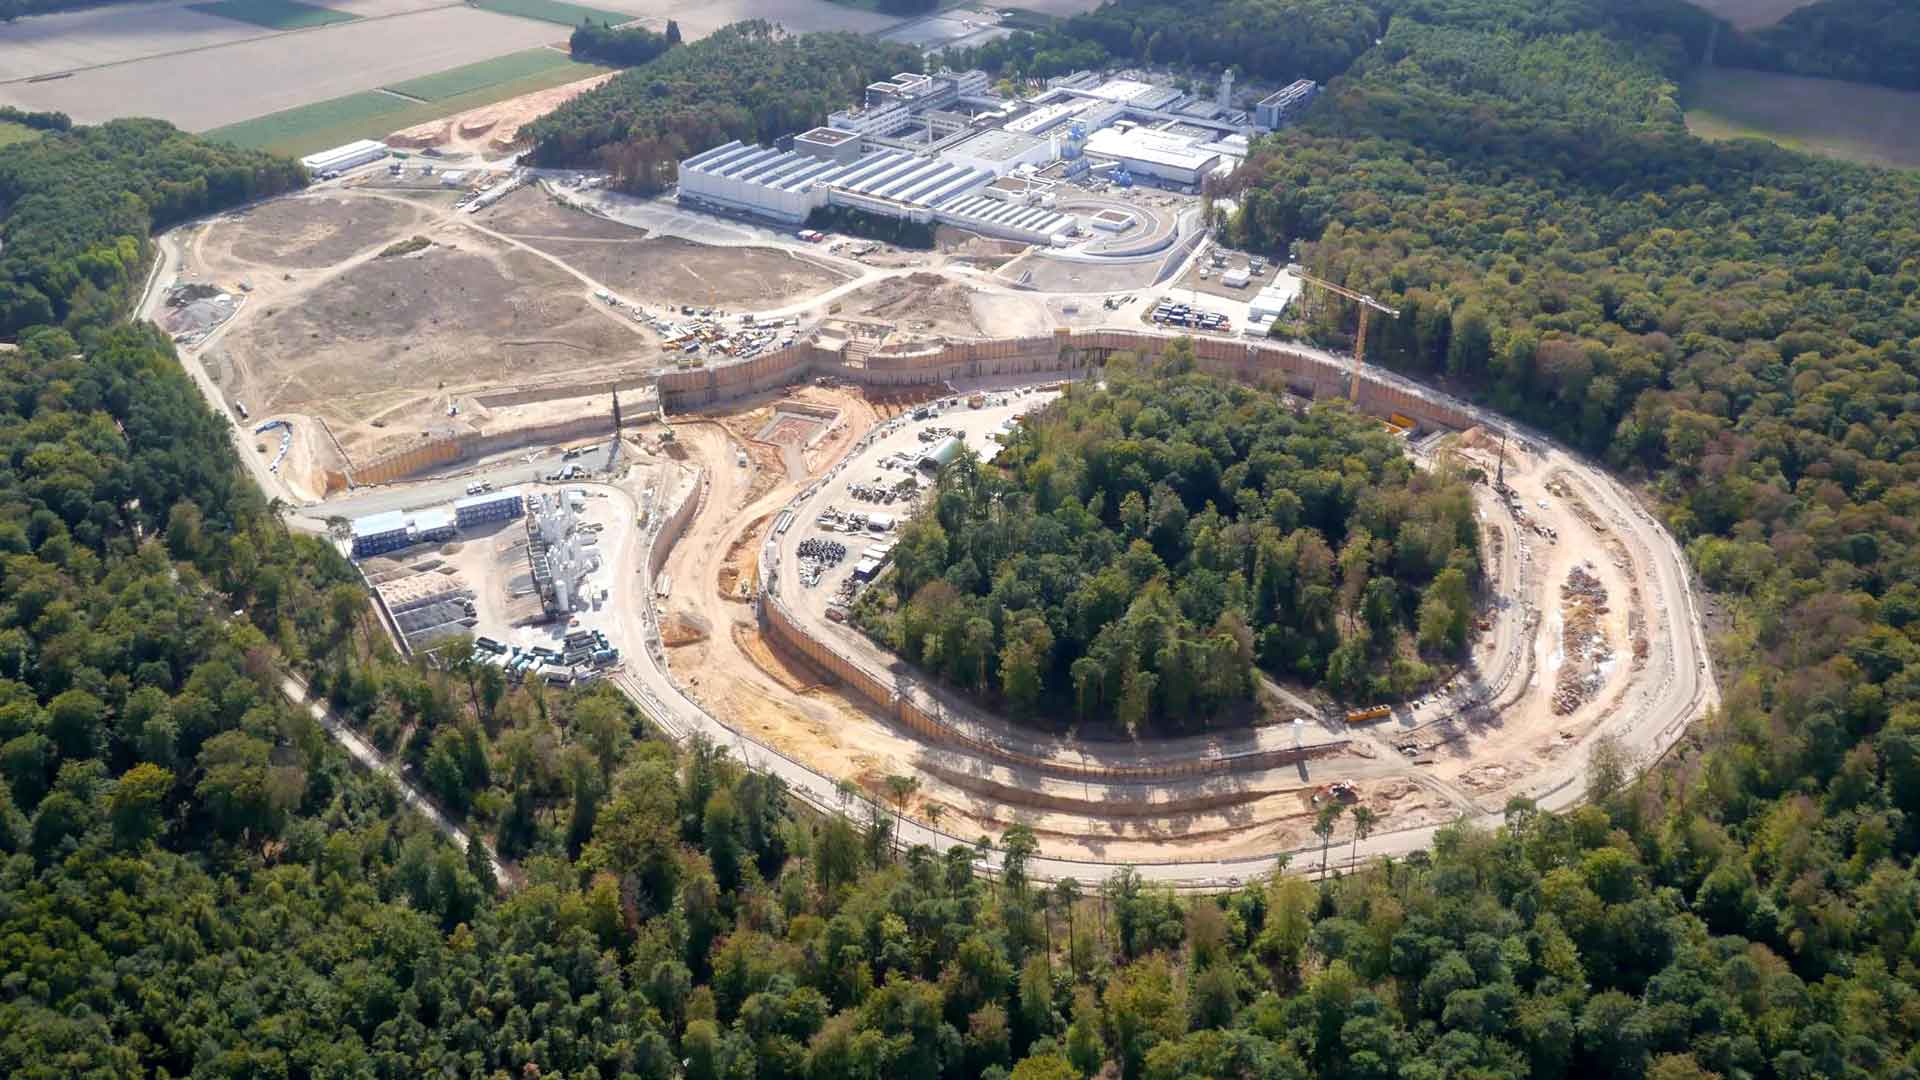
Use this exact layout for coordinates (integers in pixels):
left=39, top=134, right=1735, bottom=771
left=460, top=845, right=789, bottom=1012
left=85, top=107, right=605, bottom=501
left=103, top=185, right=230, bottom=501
left=146, top=154, right=1719, bottom=883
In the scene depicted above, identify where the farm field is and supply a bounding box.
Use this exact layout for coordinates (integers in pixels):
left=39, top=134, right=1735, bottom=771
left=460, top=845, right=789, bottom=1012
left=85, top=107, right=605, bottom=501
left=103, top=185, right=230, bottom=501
left=1684, top=67, right=1920, bottom=170
left=0, top=0, right=264, bottom=80
left=469, top=0, right=634, bottom=26
left=0, top=6, right=563, bottom=131
left=211, top=57, right=614, bottom=154
left=589, top=0, right=894, bottom=40
left=384, top=47, right=578, bottom=101
left=187, top=0, right=359, bottom=30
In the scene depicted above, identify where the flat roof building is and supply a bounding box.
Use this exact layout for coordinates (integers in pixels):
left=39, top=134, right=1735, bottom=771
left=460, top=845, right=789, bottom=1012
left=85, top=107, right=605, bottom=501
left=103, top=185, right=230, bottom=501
left=942, top=128, right=1054, bottom=175
left=301, top=139, right=388, bottom=175
left=1083, top=126, right=1220, bottom=188
left=454, top=489, right=525, bottom=528
left=1256, top=80, right=1320, bottom=129
left=350, top=510, right=413, bottom=558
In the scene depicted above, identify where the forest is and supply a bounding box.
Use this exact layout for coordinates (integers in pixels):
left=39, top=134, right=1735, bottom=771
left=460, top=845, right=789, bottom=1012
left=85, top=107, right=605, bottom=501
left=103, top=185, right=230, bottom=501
left=855, top=350, right=1480, bottom=732
left=0, top=118, right=305, bottom=338
left=1716, top=0, right=1920, bottom=91
left=947, top=0, right=1380, bottom=83
left=529, top=21, right=922, bottom=193
left=3, top=0, right=1920, bottom=1075
left=568, top=22, right=678, bottom=68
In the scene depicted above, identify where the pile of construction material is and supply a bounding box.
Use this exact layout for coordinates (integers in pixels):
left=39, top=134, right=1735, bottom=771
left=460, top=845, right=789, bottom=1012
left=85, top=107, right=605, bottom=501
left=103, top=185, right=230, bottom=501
left=1553, top=562, right=1614, bottom=715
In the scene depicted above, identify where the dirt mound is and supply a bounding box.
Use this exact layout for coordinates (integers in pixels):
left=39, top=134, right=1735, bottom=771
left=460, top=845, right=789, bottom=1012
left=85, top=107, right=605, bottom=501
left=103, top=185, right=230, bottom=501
left=662, top=611, right=709, bottom=646
left=385, top=72, right=618, bottom=153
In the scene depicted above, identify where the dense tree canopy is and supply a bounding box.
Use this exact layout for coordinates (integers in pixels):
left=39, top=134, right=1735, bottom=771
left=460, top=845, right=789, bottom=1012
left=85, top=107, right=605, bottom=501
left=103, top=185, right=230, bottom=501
left=857, top=348, right=1479, bottom=732
left=531, top=21, right=922, bottom=193
left=1718, top=0, right=1920, bottom=91
left=949, top=0, right=1381, bottom=83
left=5, top=0, right=1920, bottom=1076
left=0, top=118, right=304, bottom=338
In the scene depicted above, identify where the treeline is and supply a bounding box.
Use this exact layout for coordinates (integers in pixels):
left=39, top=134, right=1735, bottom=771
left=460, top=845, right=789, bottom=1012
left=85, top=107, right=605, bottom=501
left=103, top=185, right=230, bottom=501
left=949, top=0, right=1381, bottom=82
left=0, top=105, right=69, bottom=132
left=1717, top=0, right=1920, bottom=92
left=569, top=19, right=678, bottom=66
left=0, top=118, right=304, bottom=338
left=529, top=21, right=922, bottom=194
left=856, top=350, right=1479, bottom=733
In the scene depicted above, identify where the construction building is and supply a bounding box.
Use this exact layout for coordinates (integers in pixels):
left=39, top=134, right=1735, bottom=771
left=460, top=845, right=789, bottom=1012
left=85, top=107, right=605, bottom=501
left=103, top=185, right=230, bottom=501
left=300, top=139, right=389, bottom=176
left=454, top=488, right=525, bottom=528
left=1255, top=80, right=1320, bottom=129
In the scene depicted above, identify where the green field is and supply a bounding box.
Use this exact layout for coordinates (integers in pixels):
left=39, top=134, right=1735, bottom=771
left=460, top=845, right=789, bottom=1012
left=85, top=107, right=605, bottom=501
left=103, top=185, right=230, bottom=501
left=0, top=121, right=43, bottom=149
left=469, top=0, right=633, bottom=27
left=206, top=58, right=616, bottom=156
left=188, top=0, right=360, bottom=30
left=384, top=48, right=579, bottom=102
left=1684, top=67, right=1920, bottom=170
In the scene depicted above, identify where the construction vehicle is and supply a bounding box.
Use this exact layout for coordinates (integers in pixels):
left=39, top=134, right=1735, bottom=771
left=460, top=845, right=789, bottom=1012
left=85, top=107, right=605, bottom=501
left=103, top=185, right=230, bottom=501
left=1288, top=266, right=1401, bottom=401
left=1345, top=704, right=1392, bottom=724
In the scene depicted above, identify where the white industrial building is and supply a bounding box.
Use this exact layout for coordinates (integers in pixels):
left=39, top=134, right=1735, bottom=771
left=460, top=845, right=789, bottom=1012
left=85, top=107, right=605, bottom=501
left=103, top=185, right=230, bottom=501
left=301, top=139, right=388, bottom=176
left=1082, top=125, right=1221, bottom=187
left=677, top=136, right=1077, bottom=245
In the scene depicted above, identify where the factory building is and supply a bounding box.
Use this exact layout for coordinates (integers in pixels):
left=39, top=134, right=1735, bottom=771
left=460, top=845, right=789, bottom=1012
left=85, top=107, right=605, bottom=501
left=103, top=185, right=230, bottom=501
left=524, top=492, right=596, bottom=614
left=1082, top=125, right=1221, bottom=188
left=936, top=193, right=1078, bottom=245
left=1256, top=80, right=1320, bottom=129
left=941, top=129, right=1058, bottom=175
left=454, top=489, right=525, bottom=528
left=300, top=139, right=388, bottom=176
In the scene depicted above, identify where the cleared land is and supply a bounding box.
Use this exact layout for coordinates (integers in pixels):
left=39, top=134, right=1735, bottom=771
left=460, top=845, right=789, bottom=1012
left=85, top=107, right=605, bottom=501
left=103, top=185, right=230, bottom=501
left=0, top=6, right=562, bottom=131
left=187, top=0, right=359, bottom=29
left=476, top=192, right=852, bottom=308
left=471, top=0, right=633, bottom=25
left=384, top=71, right=616, bottom=154
left=208, top=51, right=612, bottom=154
left=189, top=192, right=658, bottom=459
left=1684, top=67, right=1920, bottom=170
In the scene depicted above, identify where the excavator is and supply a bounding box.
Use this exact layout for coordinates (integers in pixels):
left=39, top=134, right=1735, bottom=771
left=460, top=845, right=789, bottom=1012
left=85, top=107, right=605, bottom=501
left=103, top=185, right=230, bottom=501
left=1287, top=266, right=1400, bottom=401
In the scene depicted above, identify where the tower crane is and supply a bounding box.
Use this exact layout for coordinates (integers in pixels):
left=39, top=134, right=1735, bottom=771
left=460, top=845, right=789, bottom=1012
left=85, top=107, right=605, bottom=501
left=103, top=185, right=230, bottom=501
left=1287, top=267, right=1400, bottom=401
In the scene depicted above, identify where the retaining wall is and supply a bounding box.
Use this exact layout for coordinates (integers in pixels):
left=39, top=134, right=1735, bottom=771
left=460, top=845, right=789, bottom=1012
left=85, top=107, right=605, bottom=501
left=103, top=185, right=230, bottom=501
left=660, top=328, right=1476, bottom=433
left=349, top=413, right=621, bottom=487
left=761, top=585, right=1349, bottom=783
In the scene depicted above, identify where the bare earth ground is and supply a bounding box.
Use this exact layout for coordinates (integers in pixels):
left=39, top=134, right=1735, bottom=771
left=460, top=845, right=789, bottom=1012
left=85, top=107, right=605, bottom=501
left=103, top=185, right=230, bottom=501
left=518, top=233, right=853, bottom=311
left=1684, top=67, right=1920, bottom=170
left=477, top=186, right=654, bottom=241
left=586, top=0, right=896, bottom=41
left=222, top=195, right=427, bottom=270
left=196, top=200, right=655, bottom=459
left=0, top=7, right=562, bottom=130
left=838, top=272, right=1050, bottom=339
left=386, top=72, right=617, bottom=155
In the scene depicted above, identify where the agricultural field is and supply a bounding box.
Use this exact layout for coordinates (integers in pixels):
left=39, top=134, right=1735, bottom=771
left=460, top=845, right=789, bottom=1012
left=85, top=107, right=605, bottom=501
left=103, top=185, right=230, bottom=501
left=469, top=0, right=634, bottom=26
left=384, top=47, right=579, bottom=101
left=210, top=55, right=614, bottom=154
left=1684, top=67, right=1920, bottom=170
left=187, top=0, right=360, bottom=30
left=0, top=0, right=264, bottom=80
left=0, top=6, right=563, bottom=131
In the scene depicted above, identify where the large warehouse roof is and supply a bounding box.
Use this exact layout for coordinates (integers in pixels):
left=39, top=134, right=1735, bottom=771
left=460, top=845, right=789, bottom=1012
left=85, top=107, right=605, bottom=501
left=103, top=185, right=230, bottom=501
left=681, top=141, right=991, bottom=212
left=1083, top=126, right=1218, bottom=174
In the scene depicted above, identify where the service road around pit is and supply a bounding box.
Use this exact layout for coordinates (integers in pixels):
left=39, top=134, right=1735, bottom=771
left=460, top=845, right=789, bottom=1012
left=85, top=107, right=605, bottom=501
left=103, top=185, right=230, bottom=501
left=146, top=185, right=1720, bottom=889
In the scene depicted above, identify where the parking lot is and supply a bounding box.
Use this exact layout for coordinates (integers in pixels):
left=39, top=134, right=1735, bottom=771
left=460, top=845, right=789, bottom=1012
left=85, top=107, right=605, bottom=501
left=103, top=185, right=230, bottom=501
left=776, top=387, right=1062, bottom=624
